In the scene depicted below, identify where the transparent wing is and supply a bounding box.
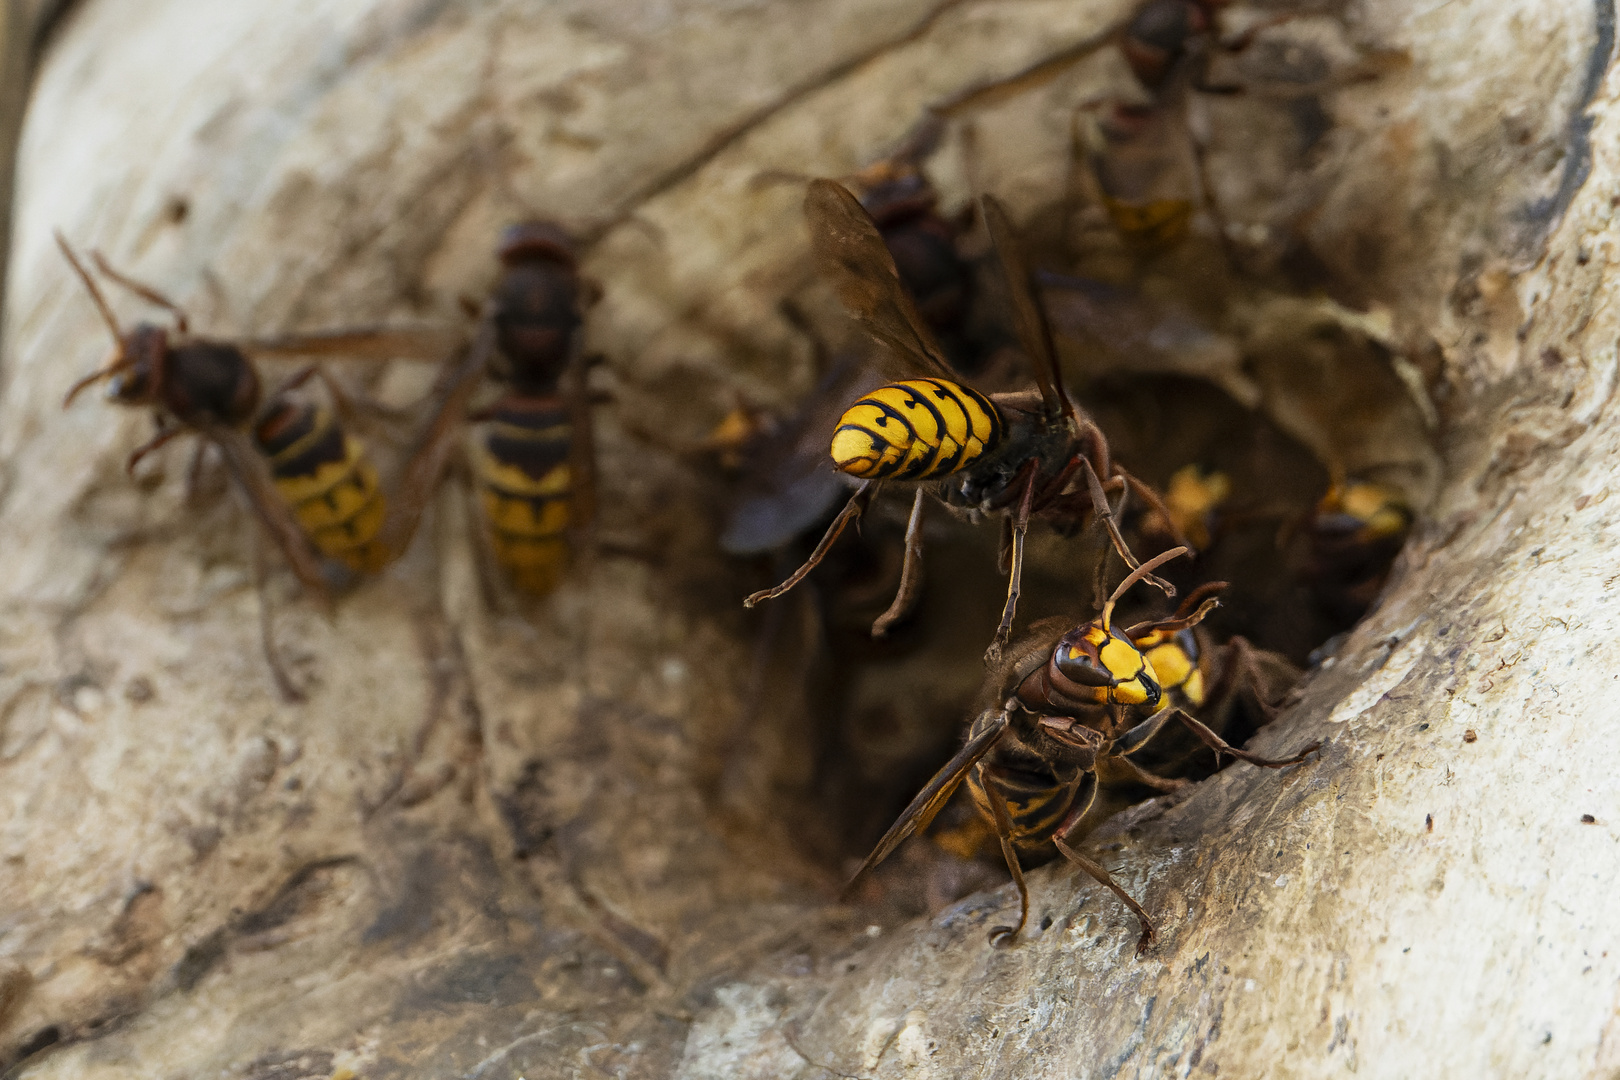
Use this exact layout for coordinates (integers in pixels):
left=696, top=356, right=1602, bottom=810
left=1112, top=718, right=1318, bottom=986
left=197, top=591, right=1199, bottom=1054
left=720, top=357, right=882, bottom=555
left=376, top=320, right=497, bottom=558
left=843, top=710, right=1011, bottom=893
left=203, top=424, right=338, bottom=598
left=565, top=345, right=598, bottom=539
left=1040, top=274, right=1160, bottom=356
left=240, top=325, right=460, bottom=362
left=804, top=178, right=955, bottom=382
left=981, top=194, right=1071, bottom=419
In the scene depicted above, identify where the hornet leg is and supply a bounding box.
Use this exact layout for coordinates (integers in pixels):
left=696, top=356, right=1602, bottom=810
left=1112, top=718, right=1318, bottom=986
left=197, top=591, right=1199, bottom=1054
left=872, top=487, right=926, bottom=637
left=1171, top=707, right=1321, bottom=769
left=986, top=466, right=1037, bottom=665
left=1051, top=776, right=1156, bottom=954
left=1081, top=457, right=1173, bottom=597
left=982, top=766, right=1033, bottom=948
left=744, top=483, right=875, bottom=607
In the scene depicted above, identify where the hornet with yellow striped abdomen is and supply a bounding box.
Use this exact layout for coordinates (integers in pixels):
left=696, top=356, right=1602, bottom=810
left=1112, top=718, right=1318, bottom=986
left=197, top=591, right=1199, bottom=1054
left=382, top=221, right=601, bottom=597
left=745, top=179, right=1184, bottom=659
left=720, top=140, right=996, bottom=559
left=1305, top=478, right=1413, bottom=626
left=55, top=234, right=453, bottom=698
left=251, top=382, right=391, bottom=575
left=843, top=548, right=1320, bottom=952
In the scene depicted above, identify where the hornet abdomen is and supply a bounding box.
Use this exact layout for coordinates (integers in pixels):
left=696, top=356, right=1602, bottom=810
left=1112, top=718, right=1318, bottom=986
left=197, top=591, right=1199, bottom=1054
left=474, top=397, right=573, bottom=595
left=967, top=763, right=1083, bottom=855
left=828, top=378, right=1002, bottom=481
left=254, top=400, right=389, bottom=574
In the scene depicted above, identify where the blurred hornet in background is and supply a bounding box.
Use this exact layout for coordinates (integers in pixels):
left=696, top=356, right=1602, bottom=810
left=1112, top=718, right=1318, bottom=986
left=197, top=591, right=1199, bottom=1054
left=1137, top=463, right=1231, bottom=554
left=744, top=179, right=1184, bottom=660
left=1118, top=0, right=1231, bottom=94
left=385, top=221, right=601, bottom=597
left=56, top=233, right=453, bottom=696
left=1091, top=0, right=1396, bottom=263
left=845, top=548, right=1318, bottom=951
left=843, top=143, right=992, bottom=378
left=1082, top=0, right=1237, bottom=249
left=1088, top=0, right=1313, bottom=251
left=1305, top=478, right=1413, bottom=625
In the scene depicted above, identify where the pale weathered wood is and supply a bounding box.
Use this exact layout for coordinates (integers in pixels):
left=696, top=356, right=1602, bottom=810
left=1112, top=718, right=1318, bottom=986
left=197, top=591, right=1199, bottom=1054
left=0, top=1, right=1615, bottom=1078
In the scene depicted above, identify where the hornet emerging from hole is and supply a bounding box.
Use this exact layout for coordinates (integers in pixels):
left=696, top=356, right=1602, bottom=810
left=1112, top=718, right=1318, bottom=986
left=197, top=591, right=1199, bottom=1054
left=844, top=547, right=1320, bottom=951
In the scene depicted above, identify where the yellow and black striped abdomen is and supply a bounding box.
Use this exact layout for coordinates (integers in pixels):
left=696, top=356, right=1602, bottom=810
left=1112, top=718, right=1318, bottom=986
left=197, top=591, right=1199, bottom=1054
left=1101, top=194, right=1194, bottom=250
left=473, top=398, right=572, bottom=595
left=1139, top=629, right=1205, bottom=711
left=829, top=378, right=1002, bottom=481
left=254, top=401, right=389, bottom=574
left=967, top=764, right=1079, bottom=854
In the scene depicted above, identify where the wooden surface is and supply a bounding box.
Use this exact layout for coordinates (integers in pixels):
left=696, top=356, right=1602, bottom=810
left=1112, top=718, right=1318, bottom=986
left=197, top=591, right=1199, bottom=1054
left=0, top=1, right=1615, bottom=1077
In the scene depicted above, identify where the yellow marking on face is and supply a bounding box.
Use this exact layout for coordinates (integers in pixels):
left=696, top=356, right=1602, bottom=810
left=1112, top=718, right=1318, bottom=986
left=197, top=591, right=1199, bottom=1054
left=1099, top=634, right=1146, bottom=683
left=1110, top=677, right=1152, bottom=706
left=1070, top=625, right=1160, bottom=706
left=1146, top=641, right=1195, bottom=697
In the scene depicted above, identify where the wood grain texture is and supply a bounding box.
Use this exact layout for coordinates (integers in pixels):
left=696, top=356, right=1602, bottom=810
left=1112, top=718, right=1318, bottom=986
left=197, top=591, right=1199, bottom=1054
left=0, top=0, right=1614, bottom=1077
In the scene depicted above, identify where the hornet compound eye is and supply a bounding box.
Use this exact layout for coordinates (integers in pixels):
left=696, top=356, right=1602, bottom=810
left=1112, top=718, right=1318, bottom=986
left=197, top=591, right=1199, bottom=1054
left=1056, top=646, right=1116, bottom=687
